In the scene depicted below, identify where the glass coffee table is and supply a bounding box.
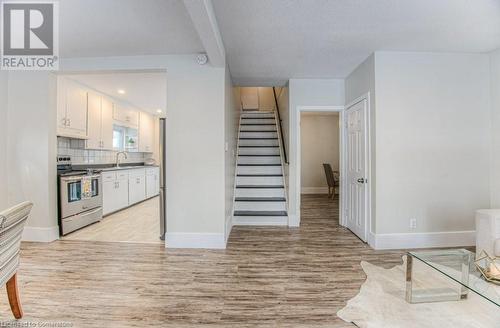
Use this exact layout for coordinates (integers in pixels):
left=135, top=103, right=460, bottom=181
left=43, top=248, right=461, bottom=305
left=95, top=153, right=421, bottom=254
left=406, top=249, right=499, bottom=307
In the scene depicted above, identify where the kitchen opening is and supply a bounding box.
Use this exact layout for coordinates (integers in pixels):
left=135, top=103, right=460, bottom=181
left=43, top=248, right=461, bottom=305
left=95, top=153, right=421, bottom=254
left=56, top=71, right=167, bottom=244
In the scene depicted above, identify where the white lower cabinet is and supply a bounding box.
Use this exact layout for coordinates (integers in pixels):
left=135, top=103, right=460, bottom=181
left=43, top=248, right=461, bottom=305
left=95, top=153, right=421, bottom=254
left=146, top=167, right=160, bottom=198
left=128, top=169, right=146, bottom=205
left=102, top=172, right=129, bottom=216
left=102, top=167, right=158, bottom=216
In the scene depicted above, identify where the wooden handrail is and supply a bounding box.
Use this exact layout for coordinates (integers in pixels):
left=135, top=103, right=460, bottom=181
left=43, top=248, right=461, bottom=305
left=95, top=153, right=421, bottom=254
left=272, top=87, right=288, bottom=164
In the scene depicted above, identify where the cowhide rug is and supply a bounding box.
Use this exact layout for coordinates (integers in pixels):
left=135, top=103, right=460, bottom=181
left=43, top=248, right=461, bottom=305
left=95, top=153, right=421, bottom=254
left=337, top=257, right=500, bottom=328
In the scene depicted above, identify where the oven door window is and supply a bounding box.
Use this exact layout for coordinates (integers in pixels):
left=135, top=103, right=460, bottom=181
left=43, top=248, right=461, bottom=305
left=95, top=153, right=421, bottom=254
left=91, top=178, right=99, bottom=197
left=67, top=181, right=82, bottom=203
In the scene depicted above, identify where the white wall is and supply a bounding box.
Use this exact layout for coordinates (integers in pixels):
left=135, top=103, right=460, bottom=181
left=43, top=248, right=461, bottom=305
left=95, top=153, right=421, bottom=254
left=239, top=87, right=276, bottom=111
left=288, top=79, right=345, bottom=226
left=490, top=48, right=500, bottom=207
left=0, top=71, right=8, bottom=211
left=224, top=66, right=240, bottom=241
left=344, top=54, right=376, bottom=232
left=374, top=52, right=491, bottom=240
left=6, top=72, right=59, bottom=241
left=5, top=55, right=229, bottom=248
left=300, top=113, right=339, bottom=193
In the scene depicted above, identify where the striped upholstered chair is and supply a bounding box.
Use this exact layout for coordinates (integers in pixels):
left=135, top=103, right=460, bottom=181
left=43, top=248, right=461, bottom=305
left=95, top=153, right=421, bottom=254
left=0, top=202, right=33, bottom=319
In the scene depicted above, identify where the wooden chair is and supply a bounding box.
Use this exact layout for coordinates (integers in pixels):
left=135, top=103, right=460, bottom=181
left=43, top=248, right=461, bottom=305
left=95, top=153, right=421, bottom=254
left=323, top=164, right=339, bottom=199
left=0, top=201, right=33, bottom=319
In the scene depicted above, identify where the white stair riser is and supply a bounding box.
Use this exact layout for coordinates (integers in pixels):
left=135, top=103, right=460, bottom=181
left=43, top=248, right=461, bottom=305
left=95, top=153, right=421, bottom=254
left=234, top=201, right=286, bottom=211
left=240, top=125, right=277, bottom=131
left=233, top=216, right=288, bottom=226
left=241, top=119, right=276, bottom=124
left=239, top=132, right=278, bottom=139
left=238, top=157, right=281, bottom=165
left=235, top=188, right=285, bottom=198
left=237, top=166, right=282, bottom=175
left=239, top=147, right=280, bottom=155
left=236, top=176, right=283, bottom=185
left=239, top=139, right=279, bottom=147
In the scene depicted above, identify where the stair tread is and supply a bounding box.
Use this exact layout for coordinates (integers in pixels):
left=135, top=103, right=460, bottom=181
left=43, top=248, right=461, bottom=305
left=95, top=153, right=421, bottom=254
left=239, top=145, right=279, bottom=148
left=236, top=185, right=284, bottom=188
left=239, top=138, right=279, bottom=140
left=238, top=164, right=281, bottom=166
left=241, top=123, right=276, bottom=126
left=237, top=174, right=283, bottom=177
left=240, top=130, right=278, bottom=132
left=235, top=197, right=286, bottom=202
left=238, top=154, right=280, bottom=157
left=234, top=210, right=288, bottom=216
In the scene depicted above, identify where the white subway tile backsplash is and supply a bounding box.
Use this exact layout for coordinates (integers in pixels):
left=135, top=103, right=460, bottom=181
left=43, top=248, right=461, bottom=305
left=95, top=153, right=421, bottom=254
left=57, top=137, right=151, bottom=165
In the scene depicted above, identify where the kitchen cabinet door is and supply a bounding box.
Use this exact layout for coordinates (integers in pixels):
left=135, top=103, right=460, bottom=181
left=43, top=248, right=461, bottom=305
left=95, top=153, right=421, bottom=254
left=102, top=180, right=116, bottom=216
left=139, top=112, right=154, bottom=153
left=86, top=92, right=102, bottom=149
left=115, top=178, right=129, bottom=209
left=65, top=79, right=88, bottom=135
left=146, top=174, right=156, bottom=198
left=103, top=178, right=129, bottom=216
left=57, top=77, right=68, bottom=133
left=129, top=175, right=146, bottom=205
left=101, top=97, right=114, bottom=150
left=114, top=105, right=139, bottom=127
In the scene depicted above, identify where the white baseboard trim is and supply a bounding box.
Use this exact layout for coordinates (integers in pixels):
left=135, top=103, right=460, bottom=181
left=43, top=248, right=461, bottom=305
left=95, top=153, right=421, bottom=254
left=22, top=226, right=59, bottom=242
left=301, top=187, right=329, bottom=194
left=233, top=216, right=288, bottom=226
left=165, top=232, right=226, bottom=249
left=370, top=230, right=476, bottom=250
left=288, top=214, right=299, bottom=227
left=225, top=216, right=233, bottom=242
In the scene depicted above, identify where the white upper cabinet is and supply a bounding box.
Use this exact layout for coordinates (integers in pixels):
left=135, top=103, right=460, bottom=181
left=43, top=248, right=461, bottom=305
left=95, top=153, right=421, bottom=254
left=57, top=77, right=88, bottom=138
left=86, top=92, right=101, bottom=149
left=86, top=92, right=114, bottom=150
left=101, top=98, right=114, bottom=150
left=139, top=112, right=155, bottom=153
left=113, top=104, right=139, bottom=127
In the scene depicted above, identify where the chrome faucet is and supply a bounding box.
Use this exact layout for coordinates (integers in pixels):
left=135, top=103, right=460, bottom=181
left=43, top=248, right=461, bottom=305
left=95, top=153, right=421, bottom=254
left=116, top=151, right=128, bottom=167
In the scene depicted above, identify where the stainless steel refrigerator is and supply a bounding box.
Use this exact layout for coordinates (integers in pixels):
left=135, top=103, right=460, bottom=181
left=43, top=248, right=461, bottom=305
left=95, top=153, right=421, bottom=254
left=159, top=118, right=166, bottom=240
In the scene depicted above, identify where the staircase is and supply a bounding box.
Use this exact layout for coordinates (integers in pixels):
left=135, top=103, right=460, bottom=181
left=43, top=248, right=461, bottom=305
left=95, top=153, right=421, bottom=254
left=232, top=110, right=288, bottom=225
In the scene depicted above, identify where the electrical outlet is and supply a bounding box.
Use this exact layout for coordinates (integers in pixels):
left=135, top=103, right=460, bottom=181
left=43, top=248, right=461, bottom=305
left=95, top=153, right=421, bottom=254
left=409, top=218, right=417, bottom=230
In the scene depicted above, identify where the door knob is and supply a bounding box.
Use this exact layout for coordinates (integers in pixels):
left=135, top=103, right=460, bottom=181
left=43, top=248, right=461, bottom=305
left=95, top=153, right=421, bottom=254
left=357, top=178, right=366, bottom=183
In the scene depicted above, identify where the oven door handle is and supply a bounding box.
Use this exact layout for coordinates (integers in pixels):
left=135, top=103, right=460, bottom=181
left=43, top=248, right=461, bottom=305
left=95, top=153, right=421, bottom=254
left=61, top=175, right=101, bottom=182
left=64, top=207, right=102, bottom=221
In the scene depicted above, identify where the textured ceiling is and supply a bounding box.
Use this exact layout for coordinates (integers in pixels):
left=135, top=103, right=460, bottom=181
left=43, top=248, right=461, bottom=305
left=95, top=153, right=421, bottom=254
left=60, top=0, right=204, bottom=57
left=212, top=0, right=500, bottom=85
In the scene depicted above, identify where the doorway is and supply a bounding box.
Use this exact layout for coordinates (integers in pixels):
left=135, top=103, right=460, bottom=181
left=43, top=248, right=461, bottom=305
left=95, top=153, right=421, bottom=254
left=296, top=98, right=371, bottom=243
left=55, top=70, right=167, bottom=244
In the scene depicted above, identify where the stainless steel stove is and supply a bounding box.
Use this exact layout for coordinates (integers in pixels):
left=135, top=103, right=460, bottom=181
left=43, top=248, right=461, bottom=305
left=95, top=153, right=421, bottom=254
left=57, top=156, right=103, bottom=235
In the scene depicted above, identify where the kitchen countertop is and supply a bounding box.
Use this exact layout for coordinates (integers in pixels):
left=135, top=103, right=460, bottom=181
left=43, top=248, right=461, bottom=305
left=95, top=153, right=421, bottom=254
left=72, top=163, right=159, bottom=173
left=99, top=165, right=159, bottom=172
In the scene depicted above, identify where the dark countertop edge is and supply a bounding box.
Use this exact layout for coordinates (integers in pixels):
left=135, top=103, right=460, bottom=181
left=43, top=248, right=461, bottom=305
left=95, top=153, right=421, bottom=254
left=72, top=163, right=159, bottom=171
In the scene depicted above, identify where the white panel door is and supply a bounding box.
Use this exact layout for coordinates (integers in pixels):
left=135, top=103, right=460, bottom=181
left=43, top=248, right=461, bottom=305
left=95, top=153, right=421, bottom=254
left=101, top=97, right=114, bottom=150
left=345, top=99, right=368, bottom=241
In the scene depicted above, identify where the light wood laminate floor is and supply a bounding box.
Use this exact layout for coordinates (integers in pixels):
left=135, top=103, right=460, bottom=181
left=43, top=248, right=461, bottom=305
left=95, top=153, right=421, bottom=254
left=63, top=196, right=162, bottom=244
left=0, top=195, right=405, bottom=327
